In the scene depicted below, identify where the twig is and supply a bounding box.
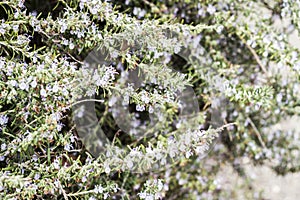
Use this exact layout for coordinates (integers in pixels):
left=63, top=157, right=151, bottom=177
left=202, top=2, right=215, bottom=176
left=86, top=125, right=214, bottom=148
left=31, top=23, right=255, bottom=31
left=245, top=42, right=268, bottom=75
left=261, top=0, right=273, bottom=11
left=69, top=99, right=105, bottom=107
left=66, top=52, right=84, bottom=65
left=247, top=117, right=266, bottom=148
left=238, top=35, right=269, bottom=76
left=67, top=190, right=95, bottom=197
left=224, top=119, right=233, bottom=141
left=57, top=179, right=68, bottom=200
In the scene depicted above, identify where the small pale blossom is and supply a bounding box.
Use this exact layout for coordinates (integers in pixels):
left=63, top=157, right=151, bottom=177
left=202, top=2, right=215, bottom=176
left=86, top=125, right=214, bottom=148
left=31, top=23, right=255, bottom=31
left=32, top=154, right=38, bottom=162
left=1, top=143, right=6, bottom=151
left=40, top=88, right=47, bottom=97
left=31, top=80, right=37, bottom=88
left=136, top=104, right=145, bottom=112
left=60, top=23, right=67, bottom=33
left=53, top=158, right=60, bottom=169
left=216, top=25, right=224, bottom=34
left=103, top=192, right=109, bottom=199
left=70, top=135, right=76, bottom=143
left=9, top=80, right=17, bottom=87
left=34, top=173, right=40, bottom=180
left=94, top=185, right=104, bottom=194
left=0, top=156, right=5, bottom=161
left=13, top=25, right=19, bottom=32
left=103, top=161, right=111, bottom=174
left=19, top=81, right=28, bottom=90
left=63, top=39, right=69, bottom=45
left=148, top=105, right=154, bottom=113
left=138, top=192, right=147, bottom=199
left=141, top=92, right=150, bottom=104
left=52, top=83, right=59, bottom=93
left=0, top=115, right=9, bottom=126
left=64, top=143, right=73, bottom=151
left=69, top=42, right=75, bottom=50
left=207, top=4, right=216, bottom=15
left=198, top=7, right=205, bottom=16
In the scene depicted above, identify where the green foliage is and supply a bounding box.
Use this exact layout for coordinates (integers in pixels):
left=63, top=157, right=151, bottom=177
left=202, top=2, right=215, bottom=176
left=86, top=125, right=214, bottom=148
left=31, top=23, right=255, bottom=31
left=0, top=0, right=300, bottom=199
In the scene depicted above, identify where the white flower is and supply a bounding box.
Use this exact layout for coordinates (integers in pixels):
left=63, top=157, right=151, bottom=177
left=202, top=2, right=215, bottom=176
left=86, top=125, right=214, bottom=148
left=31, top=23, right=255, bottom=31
left=17, top=35, right=29, bottom=45
left=64, top=143, right=73, bottom=151
left=255, top=103, right=261, bottom=110
left=103, top=161, right=111, bottom=174
left=60, top=23, right=67, bottom=33
left=174, top=44, right=181, bottom=54
left=0, top=27, right=5, bottom=35
left=133, top=7, right=146, bottom=18
left=94, top=185, right=104, bottom=194
left=136, top=104, right=145, bottom=112
left=139, top=192, right=147, bottom=199
left=8, top=80, right=17, bottom=87
left=34, top=173, right=40, bottom=180
left=76, top=105, right=85, bottom=118
left=19, top=81, right=28, bottom=90
left=0, top=115, right=9, bottom=126
left=40, top=88, right=47, bottom=97
left=198, top=7, right=205, bottom=16
left=32, top=154, right=38, bottom=162
left=157, top=180, right=163, bottom=191
left=148, top=106, right=154, bottom=113
left=77, top=31, right=84, bottom=38
left=53, top=158, right=60, bottom=169
left=293, top=62, right=300, bottom=71
left=13, top=25, right=19, bottom=32
left=70, top=135, right=76, bottom=143
left=185, top=150, right=192, bottom=158
left=54, top=179, right=60, bottom=188
left=141, top=92, right=150, bottom=104
left=32, top=55, right=38, bottom=63
left=63, top=39, right=69, bottom=45
left=207, top=4, right=216, bottom=15
left=31, top=79, right=37, bottom=88
left=52, top=83, right=59, bottom=93
left=276, top=93, right=283, bottom=103
left=108, top=96, right=118, bottom=107
left=216, top=25, right=224, bottom=34
left=145, top=194, right=154, bottom=200
left=69, top=42, right=75, bottom=50
left=0, top=24, right=8, bottom=35
left=14, top=11, right=20, bottom=18
left=1, top=143, right=6, bottom=151
left=103, top=192, right=109, bottom=199
left=90, top=6, right=98, bottom=15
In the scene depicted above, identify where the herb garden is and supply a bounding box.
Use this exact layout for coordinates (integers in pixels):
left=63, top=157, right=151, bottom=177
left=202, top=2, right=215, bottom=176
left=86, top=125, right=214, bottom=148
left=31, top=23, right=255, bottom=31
left=0, top=0, right=300, bottom=199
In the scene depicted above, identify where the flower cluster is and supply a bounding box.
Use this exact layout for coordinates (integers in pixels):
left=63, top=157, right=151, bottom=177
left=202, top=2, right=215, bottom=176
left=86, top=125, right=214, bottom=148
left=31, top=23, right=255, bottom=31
left=138, top=179, right=164, bottom=200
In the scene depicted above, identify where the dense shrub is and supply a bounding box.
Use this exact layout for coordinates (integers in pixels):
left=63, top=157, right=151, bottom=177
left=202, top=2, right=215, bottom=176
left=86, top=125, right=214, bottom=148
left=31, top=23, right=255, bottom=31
left=0, top=0, right=300, bottom=199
